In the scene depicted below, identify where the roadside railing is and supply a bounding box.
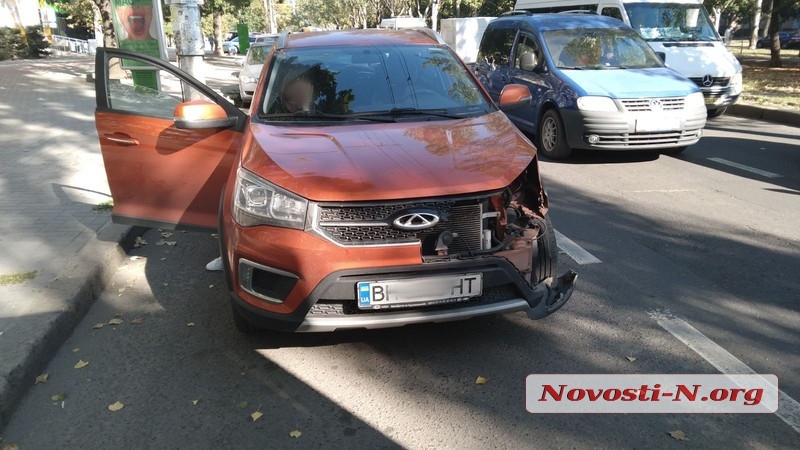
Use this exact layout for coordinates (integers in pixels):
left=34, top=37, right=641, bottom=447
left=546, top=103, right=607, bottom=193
left=50, top=35, right=95, bottom=54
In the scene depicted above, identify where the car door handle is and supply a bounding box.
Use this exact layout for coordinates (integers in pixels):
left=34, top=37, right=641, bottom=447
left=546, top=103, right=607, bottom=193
left=103, top=133, right=139, bottom=146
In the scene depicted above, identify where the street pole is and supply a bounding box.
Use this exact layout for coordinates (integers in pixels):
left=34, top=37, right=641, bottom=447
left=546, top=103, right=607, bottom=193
left=166, top=0, right=206, bottom=97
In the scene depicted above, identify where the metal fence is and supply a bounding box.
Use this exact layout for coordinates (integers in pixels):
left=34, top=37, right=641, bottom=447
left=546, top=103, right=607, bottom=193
left=50, top=35, right=96, bottom=54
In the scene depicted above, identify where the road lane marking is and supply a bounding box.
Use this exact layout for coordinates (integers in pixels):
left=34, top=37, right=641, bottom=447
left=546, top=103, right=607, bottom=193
left=650, top=309, right=800, bottom=434
left=554, top=230, right=602, bottom=265
left=707, top=157, right=782, bottom=178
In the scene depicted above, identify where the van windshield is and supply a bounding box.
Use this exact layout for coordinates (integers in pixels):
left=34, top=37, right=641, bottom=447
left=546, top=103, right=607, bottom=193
left=258, top=44, right=492, bottom=121
left=545, top=28, right=664, bottom=70
left=626, top=3, right=720, bottom=42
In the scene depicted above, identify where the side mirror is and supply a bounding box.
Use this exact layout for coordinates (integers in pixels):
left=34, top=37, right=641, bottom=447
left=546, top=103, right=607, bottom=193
left=656, top=51, right=666, bottom=62
left=174, top=100, right=237, bottom=129
left=498, top=84, right=532, bottom=112
left=519, top=51, right=538, bottom=72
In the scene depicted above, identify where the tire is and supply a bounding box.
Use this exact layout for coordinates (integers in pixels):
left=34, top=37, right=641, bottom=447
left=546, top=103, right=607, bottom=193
left=231, top=303, right=262, bottom=334
left=707, top=106, right=727, bottom=118
left=531, top=215, right=559, bottom=283
left=536, top=109, right=572, bottom=160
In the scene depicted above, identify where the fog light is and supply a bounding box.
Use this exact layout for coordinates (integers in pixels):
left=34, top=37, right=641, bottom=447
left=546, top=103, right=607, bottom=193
left=587, top=134, right=600, bottom=144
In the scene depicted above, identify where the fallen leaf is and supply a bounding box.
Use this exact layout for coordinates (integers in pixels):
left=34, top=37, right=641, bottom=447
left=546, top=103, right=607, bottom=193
left=160, top=232, right=173, bottom=238
left=155, top=240, right=177, bottom=247
left=289, top=429, right=302, bottom=438
left=108, top=318, right=124, bottom=326
left=187, top=322, right=195, bottom=327
left=668, top=430, right=687, bottom=441
left=2, top=442, right=20, bottom=450
left=72, top=348, right=79, bottom=352
left=108, top=401, right=124, bottom=412
left=51, top=393, right=66, bottom=401
left=626, top=356, right=637, bottom=362
left=92, top=323, right=105, bottom=329
left=118, top=287, right=126, bottom=293
left=192, top=399, right=199, bottom=405
left=133, top=237, right=147, bottom=248
left=211, top=233, right=219, bottom=239
left=35, top=373, right=48, bottom=384
left=160, top=258, right=167, bottom=261
left=237, top=401, right=248, bottom=409
left=131, top=318, right=144, bottom=325
left=251, top=410, right=263, bottom=422
left=209, top=284, right=214, bottom=289
left=475, top=376, right=488, bottom=385
left=74, top=360, right=89, bottom=369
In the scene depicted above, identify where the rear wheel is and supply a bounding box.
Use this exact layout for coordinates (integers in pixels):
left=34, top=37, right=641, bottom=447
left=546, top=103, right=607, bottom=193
left=536, top=109, right=572, bottom=160
left=531, top=215, right=559, bottom=283
left=707, top=106, right=727, bottom=118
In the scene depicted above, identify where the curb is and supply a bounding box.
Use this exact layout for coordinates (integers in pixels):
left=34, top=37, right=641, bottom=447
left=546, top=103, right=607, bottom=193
left=727, top=103, right=800, bottom=128
left=0, top=223, right=143, bottom=429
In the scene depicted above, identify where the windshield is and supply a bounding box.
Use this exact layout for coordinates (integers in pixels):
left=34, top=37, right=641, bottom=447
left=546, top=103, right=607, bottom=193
left=545, top=28, right=664, bottom=69
left=246, top=45, right=270, bottom=65
left=258, top=44, right=492, bottom=121
left=626, top=3, right=720, bottom=42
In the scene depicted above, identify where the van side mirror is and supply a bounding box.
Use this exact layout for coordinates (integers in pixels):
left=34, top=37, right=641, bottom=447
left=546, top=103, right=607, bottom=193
left=174, top=100, right=237, bottom=129
left=519, top=51, right=538, bottom=71
left=498, top=84, right=532, bottom=111
left=656, top=51, right=666, bottom=62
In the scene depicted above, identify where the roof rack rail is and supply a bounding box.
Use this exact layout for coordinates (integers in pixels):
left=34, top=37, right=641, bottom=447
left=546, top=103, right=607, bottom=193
left=499, top=10, right=532, bottom=17
left=275, top=31, right=292, bottom=50
left=558, top=10, right=596, bottom=14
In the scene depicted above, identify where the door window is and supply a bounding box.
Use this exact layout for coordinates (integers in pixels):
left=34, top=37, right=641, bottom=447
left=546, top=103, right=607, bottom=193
left=600, top=7, right=624, bottom=21
left=477, top=27, right=516, bottom=67
left=514, top=34, right=540, bottom=71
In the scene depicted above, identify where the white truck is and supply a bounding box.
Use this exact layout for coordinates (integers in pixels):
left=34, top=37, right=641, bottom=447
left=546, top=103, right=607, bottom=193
left=514, top=0, right=742, bottom=117
left=439, top=17, right=496, bottom=64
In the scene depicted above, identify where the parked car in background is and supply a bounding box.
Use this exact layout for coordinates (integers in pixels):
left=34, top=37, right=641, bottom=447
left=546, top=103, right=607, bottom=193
left=756, top=31, right=791, bottom=49
left=92, top=30, right=578, bottom=333
left=223, top=34, right=260, bottom=55
left=238, top=42, right=272, bottom=105
left=786, top=32, right=800, bottom=49
left=473, top=13, right=707, bottom=159
left=254, top=33, right=279, bottom=45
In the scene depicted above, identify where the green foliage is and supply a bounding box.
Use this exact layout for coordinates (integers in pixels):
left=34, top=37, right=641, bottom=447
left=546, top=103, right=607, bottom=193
left=52, top=0, right=98, bottom=30
left=0, top=26, right=51, bottom=60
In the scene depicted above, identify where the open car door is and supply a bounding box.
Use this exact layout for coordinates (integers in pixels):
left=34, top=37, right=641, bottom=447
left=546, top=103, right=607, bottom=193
left=94, top=48, right=247, bottom=230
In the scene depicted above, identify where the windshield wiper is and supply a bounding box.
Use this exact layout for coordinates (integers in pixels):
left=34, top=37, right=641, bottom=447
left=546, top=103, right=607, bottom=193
left=388, top=108, right=465, bottom=119
left=262, top=111, right=395, bottom=122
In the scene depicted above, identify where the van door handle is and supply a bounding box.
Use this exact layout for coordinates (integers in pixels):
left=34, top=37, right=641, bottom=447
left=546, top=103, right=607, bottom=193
left=103, top=133, right=139, bottom=146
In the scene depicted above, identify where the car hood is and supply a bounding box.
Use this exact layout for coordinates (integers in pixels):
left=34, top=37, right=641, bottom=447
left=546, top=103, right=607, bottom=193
left=240, top=111, right=536, bottom=202
left=561, top=67, right=698, bottom=98
left=240, top=64, right=262, bottom=79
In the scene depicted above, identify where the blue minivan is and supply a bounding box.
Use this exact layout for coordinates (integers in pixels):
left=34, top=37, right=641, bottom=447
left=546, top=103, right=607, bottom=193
left=473, top=13, right=707, bottom=159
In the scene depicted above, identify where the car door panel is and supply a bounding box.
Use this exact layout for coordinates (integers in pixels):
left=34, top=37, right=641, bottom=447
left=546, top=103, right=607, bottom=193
left=94, top=48, right=247, bottom=230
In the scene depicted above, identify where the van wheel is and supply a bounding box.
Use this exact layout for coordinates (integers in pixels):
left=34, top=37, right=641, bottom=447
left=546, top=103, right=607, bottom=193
left=531, top=215, right=559, bottom=283
left=231, top=302, right=262, bottom=334
left=537, top=109, right=572, bottom=160
left=708, top=107, right=727, bottom=118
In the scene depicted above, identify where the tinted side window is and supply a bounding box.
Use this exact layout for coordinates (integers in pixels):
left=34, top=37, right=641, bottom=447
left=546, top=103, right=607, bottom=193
left=601, top=7, right=624, bottom=21
left=514, top=34, right=540, bottom=70
left=477, top=27, right=516, bottom=66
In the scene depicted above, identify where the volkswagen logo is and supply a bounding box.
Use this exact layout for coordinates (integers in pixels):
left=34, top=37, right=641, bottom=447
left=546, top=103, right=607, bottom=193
left=390, top=209, right=441, bottom=231
left=649, top=99, right=663, bottom=111
left=701, top=75, right=714, bottom=87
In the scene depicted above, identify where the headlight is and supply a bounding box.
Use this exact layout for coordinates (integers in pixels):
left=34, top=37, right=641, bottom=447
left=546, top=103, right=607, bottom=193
left=241, top=76, right=258, bottom=84
left=685, top=92, right=705, bottom=109
left=576, top=96, right=618, bottom=112
left=729, top=72, right=743, bottom=95
left=233, top=168, right=308, bottom=229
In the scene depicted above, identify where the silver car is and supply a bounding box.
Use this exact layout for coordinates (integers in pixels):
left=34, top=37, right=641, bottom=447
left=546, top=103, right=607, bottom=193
left=237, top=42, right=273, bottom=105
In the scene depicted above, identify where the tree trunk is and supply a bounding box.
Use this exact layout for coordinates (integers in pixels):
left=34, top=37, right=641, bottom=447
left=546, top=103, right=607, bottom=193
left=762, top=0, right=773, bottom=38
left=749, top=0, right=763, bottom=49
left=93, top=0, right=117, bottom=48
left=213, top=12, right=224, bottom=56
left=768, top=8, right=781, bottom=67
left=712, top=7, right=722, bottom=35
left=431, top=0, right=439, bottom=31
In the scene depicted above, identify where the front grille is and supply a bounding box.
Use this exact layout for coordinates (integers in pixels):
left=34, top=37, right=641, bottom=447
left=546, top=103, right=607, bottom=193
left=620, top=97, right=685, bottom=112
left=689, top=77, right=730, bottom=88
left=315, top=199, right=484, bottom=251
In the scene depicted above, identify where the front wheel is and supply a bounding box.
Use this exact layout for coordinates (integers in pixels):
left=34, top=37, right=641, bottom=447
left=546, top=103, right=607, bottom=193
left=536, top=109, right=572, bottom=160
left=531, top=215, right=559, bottom=283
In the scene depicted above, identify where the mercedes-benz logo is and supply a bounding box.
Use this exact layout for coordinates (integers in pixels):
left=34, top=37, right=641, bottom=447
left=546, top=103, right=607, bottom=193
left=701, top=75, right=714, bottom=87
left=649, top=99, right=663, bottom=111
left=391, top=209, right=441, bottom=231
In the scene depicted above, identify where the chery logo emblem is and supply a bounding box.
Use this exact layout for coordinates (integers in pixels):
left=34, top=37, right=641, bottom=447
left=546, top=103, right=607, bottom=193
left=391, top=209, right=441, bottom=231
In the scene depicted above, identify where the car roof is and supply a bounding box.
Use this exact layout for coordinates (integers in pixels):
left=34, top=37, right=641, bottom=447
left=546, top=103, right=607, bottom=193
left=279, top=29, right=443, bottom=49
left=492, top=13, right=632, bottom=32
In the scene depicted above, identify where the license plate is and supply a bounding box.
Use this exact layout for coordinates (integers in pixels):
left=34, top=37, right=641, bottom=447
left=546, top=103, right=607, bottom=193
left=636, top=117, right=680, bottom=132
left=704, top=97, right=718, bottom=105
left=357, top=274, right=483, bottom=310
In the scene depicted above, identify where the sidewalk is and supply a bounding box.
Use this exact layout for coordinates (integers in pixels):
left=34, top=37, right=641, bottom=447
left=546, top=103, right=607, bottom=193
left=0, top=51, right=798, bottom=431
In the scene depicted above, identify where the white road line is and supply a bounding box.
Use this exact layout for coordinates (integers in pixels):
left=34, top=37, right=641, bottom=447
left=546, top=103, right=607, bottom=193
left=650, top=310, right=800, bottom=434
left=554, top=230, right=602, bottom=265
left=708, top=157, right=782, bottom=178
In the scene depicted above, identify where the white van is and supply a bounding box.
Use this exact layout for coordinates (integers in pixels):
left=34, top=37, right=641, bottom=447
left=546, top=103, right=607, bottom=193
left=514, top=0, right=742, bottom=117
left=378, top=16, right=428, bottom=29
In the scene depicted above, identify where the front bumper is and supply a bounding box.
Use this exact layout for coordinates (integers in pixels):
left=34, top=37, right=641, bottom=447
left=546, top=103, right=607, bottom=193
left=562, top=107, right=706, bottom=151
left=230, top=257, right=577, bottom=332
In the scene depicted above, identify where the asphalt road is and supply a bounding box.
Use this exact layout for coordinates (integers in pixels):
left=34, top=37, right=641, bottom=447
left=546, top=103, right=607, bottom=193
left=2, top=115, right=799, bottom=448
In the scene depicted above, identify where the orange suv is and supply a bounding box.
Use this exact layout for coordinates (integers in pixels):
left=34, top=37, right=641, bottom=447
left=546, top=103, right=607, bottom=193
left=94, top=29, right=577, bottom=332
